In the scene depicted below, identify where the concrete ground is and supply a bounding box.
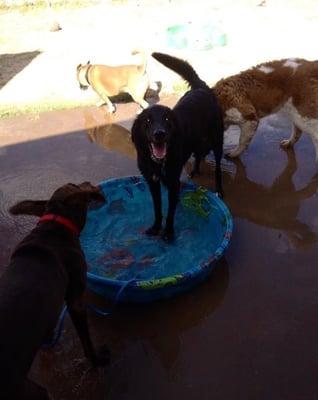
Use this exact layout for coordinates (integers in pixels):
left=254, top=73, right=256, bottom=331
left=1, top=100, right=318, bottom=399
left=1, top=1, right=318, bottom=399
left=0, top=0, right=318, bottom=115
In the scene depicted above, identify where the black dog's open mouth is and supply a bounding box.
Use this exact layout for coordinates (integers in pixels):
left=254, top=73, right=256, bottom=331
left=150, top=142, right=167, bottom=161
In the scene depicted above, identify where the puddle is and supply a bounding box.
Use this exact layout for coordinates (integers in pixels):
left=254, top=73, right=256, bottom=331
left=86, top=122, right=136, bottom=160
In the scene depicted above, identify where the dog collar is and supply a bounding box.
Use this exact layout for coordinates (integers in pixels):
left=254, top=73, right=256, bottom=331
left=84, top=65, right=92, bottom=86
left=38, top=214, right=80, bottom=236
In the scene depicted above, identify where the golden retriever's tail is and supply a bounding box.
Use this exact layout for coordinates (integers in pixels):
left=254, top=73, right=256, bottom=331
left=131, top=49, right=147, bottom=74
left=152, top=52, right=207, bottom=90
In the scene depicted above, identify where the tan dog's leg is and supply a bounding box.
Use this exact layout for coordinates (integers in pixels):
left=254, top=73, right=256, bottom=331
left=131, top=93, right=149, bottom=113
left=101, top=96, right=116, bottom=114
left=95, top=88, right=116, bottom=113
left=227, top=119, right=259, bottom=158
left=96, top=99, right=106, bottom=107
left=280, top=124, right=302, bottom=148
left=130, top=77, right=149, bottom=112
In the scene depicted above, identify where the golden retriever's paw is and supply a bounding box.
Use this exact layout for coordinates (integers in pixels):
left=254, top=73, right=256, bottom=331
left=225, top=147, right=242, bottom=158
left=280, top=139, right=293, bottom=148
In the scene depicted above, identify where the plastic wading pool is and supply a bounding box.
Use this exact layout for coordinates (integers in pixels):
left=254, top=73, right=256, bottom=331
left=81, top=176, right=233, bottom=303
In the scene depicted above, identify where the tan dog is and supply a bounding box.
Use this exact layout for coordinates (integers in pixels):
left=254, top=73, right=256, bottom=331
left=214, top=58, right=318, bottom=159
left=77, top=50, right=150, bottom=113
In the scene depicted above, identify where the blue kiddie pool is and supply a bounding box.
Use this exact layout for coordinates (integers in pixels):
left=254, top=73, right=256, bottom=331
left=80, top=176, right=233, bottom=303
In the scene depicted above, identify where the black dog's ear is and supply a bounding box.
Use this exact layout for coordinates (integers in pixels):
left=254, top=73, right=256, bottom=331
left=131, top=115, right=141, bottom=144
left=9, top=200, right=47, bottom=217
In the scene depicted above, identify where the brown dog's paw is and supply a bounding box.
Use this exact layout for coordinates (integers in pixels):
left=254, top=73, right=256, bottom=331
left=92, top=344, right=111, bottom=367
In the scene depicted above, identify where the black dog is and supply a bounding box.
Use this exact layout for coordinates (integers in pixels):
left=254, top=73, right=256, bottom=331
left=131, top=52, right=224, bottom=242
left=0, top=182, right=109, bottom=399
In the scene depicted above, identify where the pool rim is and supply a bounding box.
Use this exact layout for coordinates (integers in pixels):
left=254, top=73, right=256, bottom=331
left=85, top=176, right=233, bottom=292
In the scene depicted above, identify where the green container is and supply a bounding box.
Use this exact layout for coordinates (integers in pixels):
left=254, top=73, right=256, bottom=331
left=166, top=24, right=189, bottom=50
left=167, top=22, right=227, bottom=51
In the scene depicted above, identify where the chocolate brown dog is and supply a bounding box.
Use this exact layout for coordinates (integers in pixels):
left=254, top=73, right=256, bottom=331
left=76, top=50, right=150, bottom=113
left=0, top=182, right=109, bottom=400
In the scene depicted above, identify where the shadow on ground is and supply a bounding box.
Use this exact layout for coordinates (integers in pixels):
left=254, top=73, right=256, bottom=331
left=0, top=50, right=41, bottom=89
left=1, top=105, right=318, bottom=399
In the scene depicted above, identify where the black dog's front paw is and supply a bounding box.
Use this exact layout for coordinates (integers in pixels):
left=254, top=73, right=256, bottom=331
left=162, top=228, right=175, bottom=243
left=91, top=344, right=111, bottom=367
left=216, top=190, right=224, bottom=199
left=188, top=168, right=200, bottom=179
left=145, top=224, right=162, bottom=236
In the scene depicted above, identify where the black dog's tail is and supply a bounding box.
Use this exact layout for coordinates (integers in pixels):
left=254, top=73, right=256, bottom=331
left=152, top=52, right=208, bottom=90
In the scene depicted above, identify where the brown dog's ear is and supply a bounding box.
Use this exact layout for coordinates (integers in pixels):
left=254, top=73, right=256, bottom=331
left=89, top=190, right=105, bottom=203
left=9, top=200, right=47, bottom=216
left=76, top=63, right=82, bottom=70
left=66, top=190, right=105, bottom=205
left=87, top=60, right=91, bottom=65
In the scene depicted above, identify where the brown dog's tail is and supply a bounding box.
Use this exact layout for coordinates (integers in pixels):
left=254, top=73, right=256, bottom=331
left=152, top=52, right=207, bottom=90
left=131, top=49, right=147, bottom=74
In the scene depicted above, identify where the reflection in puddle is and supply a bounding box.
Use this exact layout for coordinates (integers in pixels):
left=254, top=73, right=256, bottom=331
left=86, top=123, right=136, bottom=160
left=187, top=149, right=318, bottom=250
left=110, top=258, right=229, bottom=372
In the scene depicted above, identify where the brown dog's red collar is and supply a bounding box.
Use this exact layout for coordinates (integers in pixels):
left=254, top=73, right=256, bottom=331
left=38, top=214, right=80, bottom=236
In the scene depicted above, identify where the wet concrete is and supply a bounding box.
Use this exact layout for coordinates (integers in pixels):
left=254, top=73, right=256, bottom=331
left=1, top=100, right=318, bottom=400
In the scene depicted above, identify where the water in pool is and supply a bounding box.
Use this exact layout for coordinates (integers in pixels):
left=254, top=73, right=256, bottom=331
left=80, top=177, right=225, bottom=282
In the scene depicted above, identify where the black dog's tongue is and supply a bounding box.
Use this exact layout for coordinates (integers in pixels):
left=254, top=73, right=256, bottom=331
left=151, top=143, right=167, bottom=159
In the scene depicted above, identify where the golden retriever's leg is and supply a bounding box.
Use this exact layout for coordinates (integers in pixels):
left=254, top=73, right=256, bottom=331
left=227, top=119, right=258, bottom=158
left=280, top=124, right=302, bottom=148
left=310, top=134, right=318, bottom=162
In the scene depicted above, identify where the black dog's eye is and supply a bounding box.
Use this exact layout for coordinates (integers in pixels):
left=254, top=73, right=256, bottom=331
left=165, top=116, right=169, bottom=122
left=146, top=118, right=151, bottom=123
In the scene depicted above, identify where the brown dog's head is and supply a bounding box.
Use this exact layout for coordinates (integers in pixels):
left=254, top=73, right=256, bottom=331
left=131, top=105, right=178, bottom=163
left=76, top=61, right=91, bottom=90
left=9, top=182, right=105, bottom=232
